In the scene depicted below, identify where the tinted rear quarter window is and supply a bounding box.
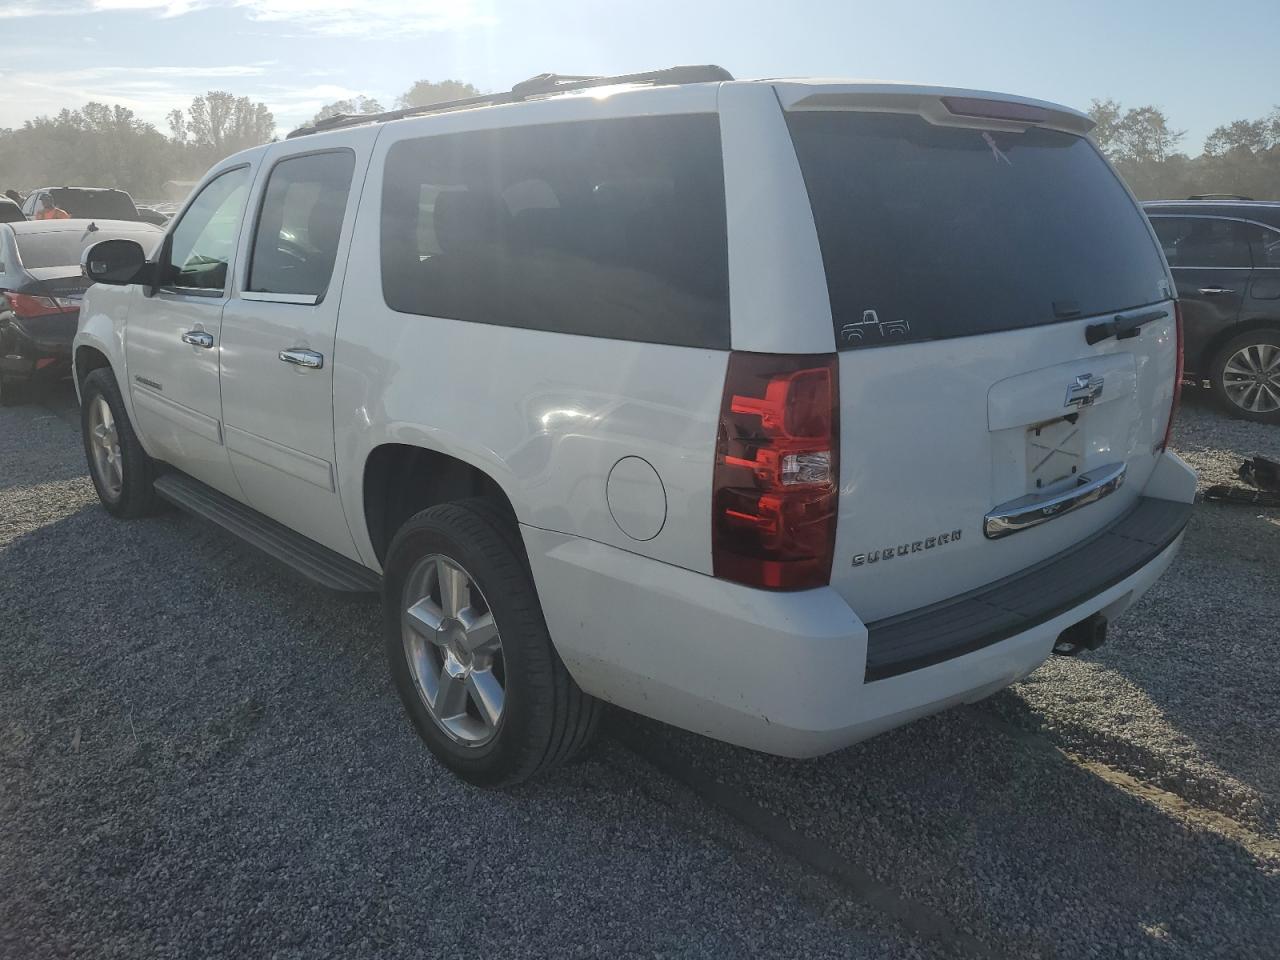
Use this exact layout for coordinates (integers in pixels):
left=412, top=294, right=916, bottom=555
left=380, top=114, right=729, bottom=349
left=786, top=112, right=1170, bottom=348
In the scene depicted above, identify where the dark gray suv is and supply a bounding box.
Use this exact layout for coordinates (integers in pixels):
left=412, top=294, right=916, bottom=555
left=1144, top=200, right=1280, bottom=423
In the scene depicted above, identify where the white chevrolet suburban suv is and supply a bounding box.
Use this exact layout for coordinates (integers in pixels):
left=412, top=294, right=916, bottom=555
left=73, top=66, right=1197, bottom=786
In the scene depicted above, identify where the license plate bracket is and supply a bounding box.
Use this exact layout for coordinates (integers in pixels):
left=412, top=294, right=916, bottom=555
left=1026, top=417, right=1084, bottom=491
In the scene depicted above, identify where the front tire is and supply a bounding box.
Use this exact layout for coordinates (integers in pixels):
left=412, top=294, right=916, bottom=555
left=80, top=368, right=160, bottom=517
left=1209, top=330, right=1280, bottom=424
left=383, top=499, right=599, bottom=787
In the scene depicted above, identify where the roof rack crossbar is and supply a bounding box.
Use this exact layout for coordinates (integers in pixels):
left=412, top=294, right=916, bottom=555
left=286, top=64, right=732, bottom=139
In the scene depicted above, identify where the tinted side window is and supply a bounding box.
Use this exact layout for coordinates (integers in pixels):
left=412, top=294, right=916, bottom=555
left=380, top=115, right=729, bottom=349
left=165, top=167, right=251, bottom=292
left=787, top=112, right=1170, bottom=348
left=1249, top=225, right=1280, bottom=268
left=1152, top=217, right=1253, bottom=269
left=248, top=150, right=355, bottom=299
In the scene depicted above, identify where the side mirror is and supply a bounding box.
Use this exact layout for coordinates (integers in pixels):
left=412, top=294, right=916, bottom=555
left=82, top=238, right=148, bottom=286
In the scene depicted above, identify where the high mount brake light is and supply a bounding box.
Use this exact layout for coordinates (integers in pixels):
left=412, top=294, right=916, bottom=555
left=712, top=352, right=839, bottom=591
left=940, top=96, right=1049, bottom=124
left=1158, top=302, right=1184, bottom=453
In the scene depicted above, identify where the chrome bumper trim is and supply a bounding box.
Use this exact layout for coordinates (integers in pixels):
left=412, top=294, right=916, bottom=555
left=984, top=461, right=1127, bottom=540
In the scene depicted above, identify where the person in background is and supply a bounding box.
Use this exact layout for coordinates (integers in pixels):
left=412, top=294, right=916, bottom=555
left=34, top=194, right=69, bottom=220
left=4, top=189, right=22, bottom=204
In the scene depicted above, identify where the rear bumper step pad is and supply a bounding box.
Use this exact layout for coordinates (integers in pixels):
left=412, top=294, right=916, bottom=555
left=863, top=497, right=1192, bottom=682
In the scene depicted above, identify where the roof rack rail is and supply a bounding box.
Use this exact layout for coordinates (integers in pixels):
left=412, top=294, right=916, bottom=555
left=1187, top=194, right=1254, bottom=201
left=286, top=64, right=733, bottom=139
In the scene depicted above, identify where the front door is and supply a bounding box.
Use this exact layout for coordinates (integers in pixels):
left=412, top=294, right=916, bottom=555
left=125, top=164, right=255, bottom=498
left=217, top=136, right=369, bottom=560
left=1149, top=215, right=1253, bottom=373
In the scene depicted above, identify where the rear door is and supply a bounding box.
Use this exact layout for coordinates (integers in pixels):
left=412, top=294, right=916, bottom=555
left=217, top=134, right=369, bottom=560
left=1149, top=215, right=1251, bottom=370
left=776, top=91, right=1176, bottom=622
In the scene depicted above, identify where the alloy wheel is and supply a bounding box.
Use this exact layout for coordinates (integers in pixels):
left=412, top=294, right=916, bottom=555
left=1222, top=343, right=1280, bottom=414
left=401, top=554, right=506, bottom=747
left=88, top=395, right=124, bottom=498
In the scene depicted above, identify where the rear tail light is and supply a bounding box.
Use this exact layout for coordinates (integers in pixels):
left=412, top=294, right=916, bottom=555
left=1157, top=302, right=1184, bottom=453
left=5, top=292, right=78, bottom=317
left=712, top=352, right=839, bottom=590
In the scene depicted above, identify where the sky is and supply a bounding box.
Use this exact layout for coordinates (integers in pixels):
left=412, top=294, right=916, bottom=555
left=0, top=0, right=1276, bottom=152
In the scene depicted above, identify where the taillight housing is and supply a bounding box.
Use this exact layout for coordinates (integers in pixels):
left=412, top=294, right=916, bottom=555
left=712, top=352, right=839, bottom=590
left=5, top=292, right=78, bottom=318
left=1157, top=302, right=1184, bottom=453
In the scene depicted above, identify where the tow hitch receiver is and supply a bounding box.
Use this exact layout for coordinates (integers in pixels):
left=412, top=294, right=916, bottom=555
left=1053, top=613, right=1108, bottom=657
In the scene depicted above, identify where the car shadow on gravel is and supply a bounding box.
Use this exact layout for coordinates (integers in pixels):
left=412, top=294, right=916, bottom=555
left=614, top=700, right=1280, bottom=959
left=3, top=497, right=917, bottom=960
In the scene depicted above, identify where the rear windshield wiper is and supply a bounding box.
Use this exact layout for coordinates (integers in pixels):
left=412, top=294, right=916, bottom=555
left=1085, top=307, right=1169, bottom=346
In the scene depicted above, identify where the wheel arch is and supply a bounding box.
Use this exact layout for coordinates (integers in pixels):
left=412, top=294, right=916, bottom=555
left=362, top=442, right=521, bottom=567
left=1197, top=316, right=1280, bottom=378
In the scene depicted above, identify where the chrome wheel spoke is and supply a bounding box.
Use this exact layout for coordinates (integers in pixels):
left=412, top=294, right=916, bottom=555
left=1259, top=344, right=1279, bottom=372
left=458, top=608, right=499, bottom=655
left=468, top=669, right=504, bottom=730
left=434, top=667, right=469, bottom=718
left=437, top=558, right=468, bottom=617
left=404, top=596, right=445, bottom=642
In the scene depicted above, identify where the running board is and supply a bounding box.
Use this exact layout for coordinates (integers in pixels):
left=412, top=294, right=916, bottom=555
left=153, top=472, right=382, bottom=594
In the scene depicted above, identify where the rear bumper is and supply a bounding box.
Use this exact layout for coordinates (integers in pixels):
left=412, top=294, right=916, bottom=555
left=0, top=315, right=75, bottom=379
left=524, top=471, right=1193, bottom=758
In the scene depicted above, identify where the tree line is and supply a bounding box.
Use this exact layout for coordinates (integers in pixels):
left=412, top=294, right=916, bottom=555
left=1088, top=99, right=1280, bottom=201
left=0, top=79, right=478, bottom=201
left=1, top=82, right=1275, bottom=202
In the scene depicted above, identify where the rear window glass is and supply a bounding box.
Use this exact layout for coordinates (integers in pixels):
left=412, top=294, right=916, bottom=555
left=15, top=228, right=158, bottom=270
left=380, top=115, right=729, bottom=349
left=51, top=189, right=138, bottom=221
left=786, top=112, right=1170, bottom=349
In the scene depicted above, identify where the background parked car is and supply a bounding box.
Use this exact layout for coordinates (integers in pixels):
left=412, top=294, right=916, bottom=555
left=0, top=218, right=161, bottom=404
left=134, top=206, right=170, bottom=226
left=1145, top=199, right=1280, bottom=423
left=21, top=186, right=142, bottom=223
left=0, top=196, right=25, bottom=223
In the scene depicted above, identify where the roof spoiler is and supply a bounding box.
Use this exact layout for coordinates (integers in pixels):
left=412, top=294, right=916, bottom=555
left=777, top=84, right=1094, bottom=137
left=287, top=65, right=734, bottom=139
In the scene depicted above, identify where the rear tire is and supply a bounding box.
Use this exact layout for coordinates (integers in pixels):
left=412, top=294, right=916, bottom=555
left=80, top=368, right=160, bottom=518
left=1209, top=330, right=1280, bottom=424
left=383, top=498, right=599, bottom=787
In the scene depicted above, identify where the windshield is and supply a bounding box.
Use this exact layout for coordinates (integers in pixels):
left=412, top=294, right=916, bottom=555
left=786, top=111, right=1171, bottom=349
left=16, top=227, right=159, bottom=270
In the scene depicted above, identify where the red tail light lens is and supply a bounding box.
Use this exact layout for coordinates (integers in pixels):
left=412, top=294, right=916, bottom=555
left=5, top=293, right=77, bottom=318
left=1157, top=302, right=1184, bottom=453
left=712, top=352, right=839, bottom=590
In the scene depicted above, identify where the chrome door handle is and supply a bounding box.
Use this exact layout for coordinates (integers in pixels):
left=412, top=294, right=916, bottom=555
left=181, top=330, right=214, bottom=348
left=1198, top=287, right=1234, bottom=296
left=278, top=348, right=324, bottom=369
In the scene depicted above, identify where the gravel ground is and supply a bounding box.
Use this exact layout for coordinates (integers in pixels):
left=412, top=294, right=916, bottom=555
left=2, top=381, right=1277, bottom=959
